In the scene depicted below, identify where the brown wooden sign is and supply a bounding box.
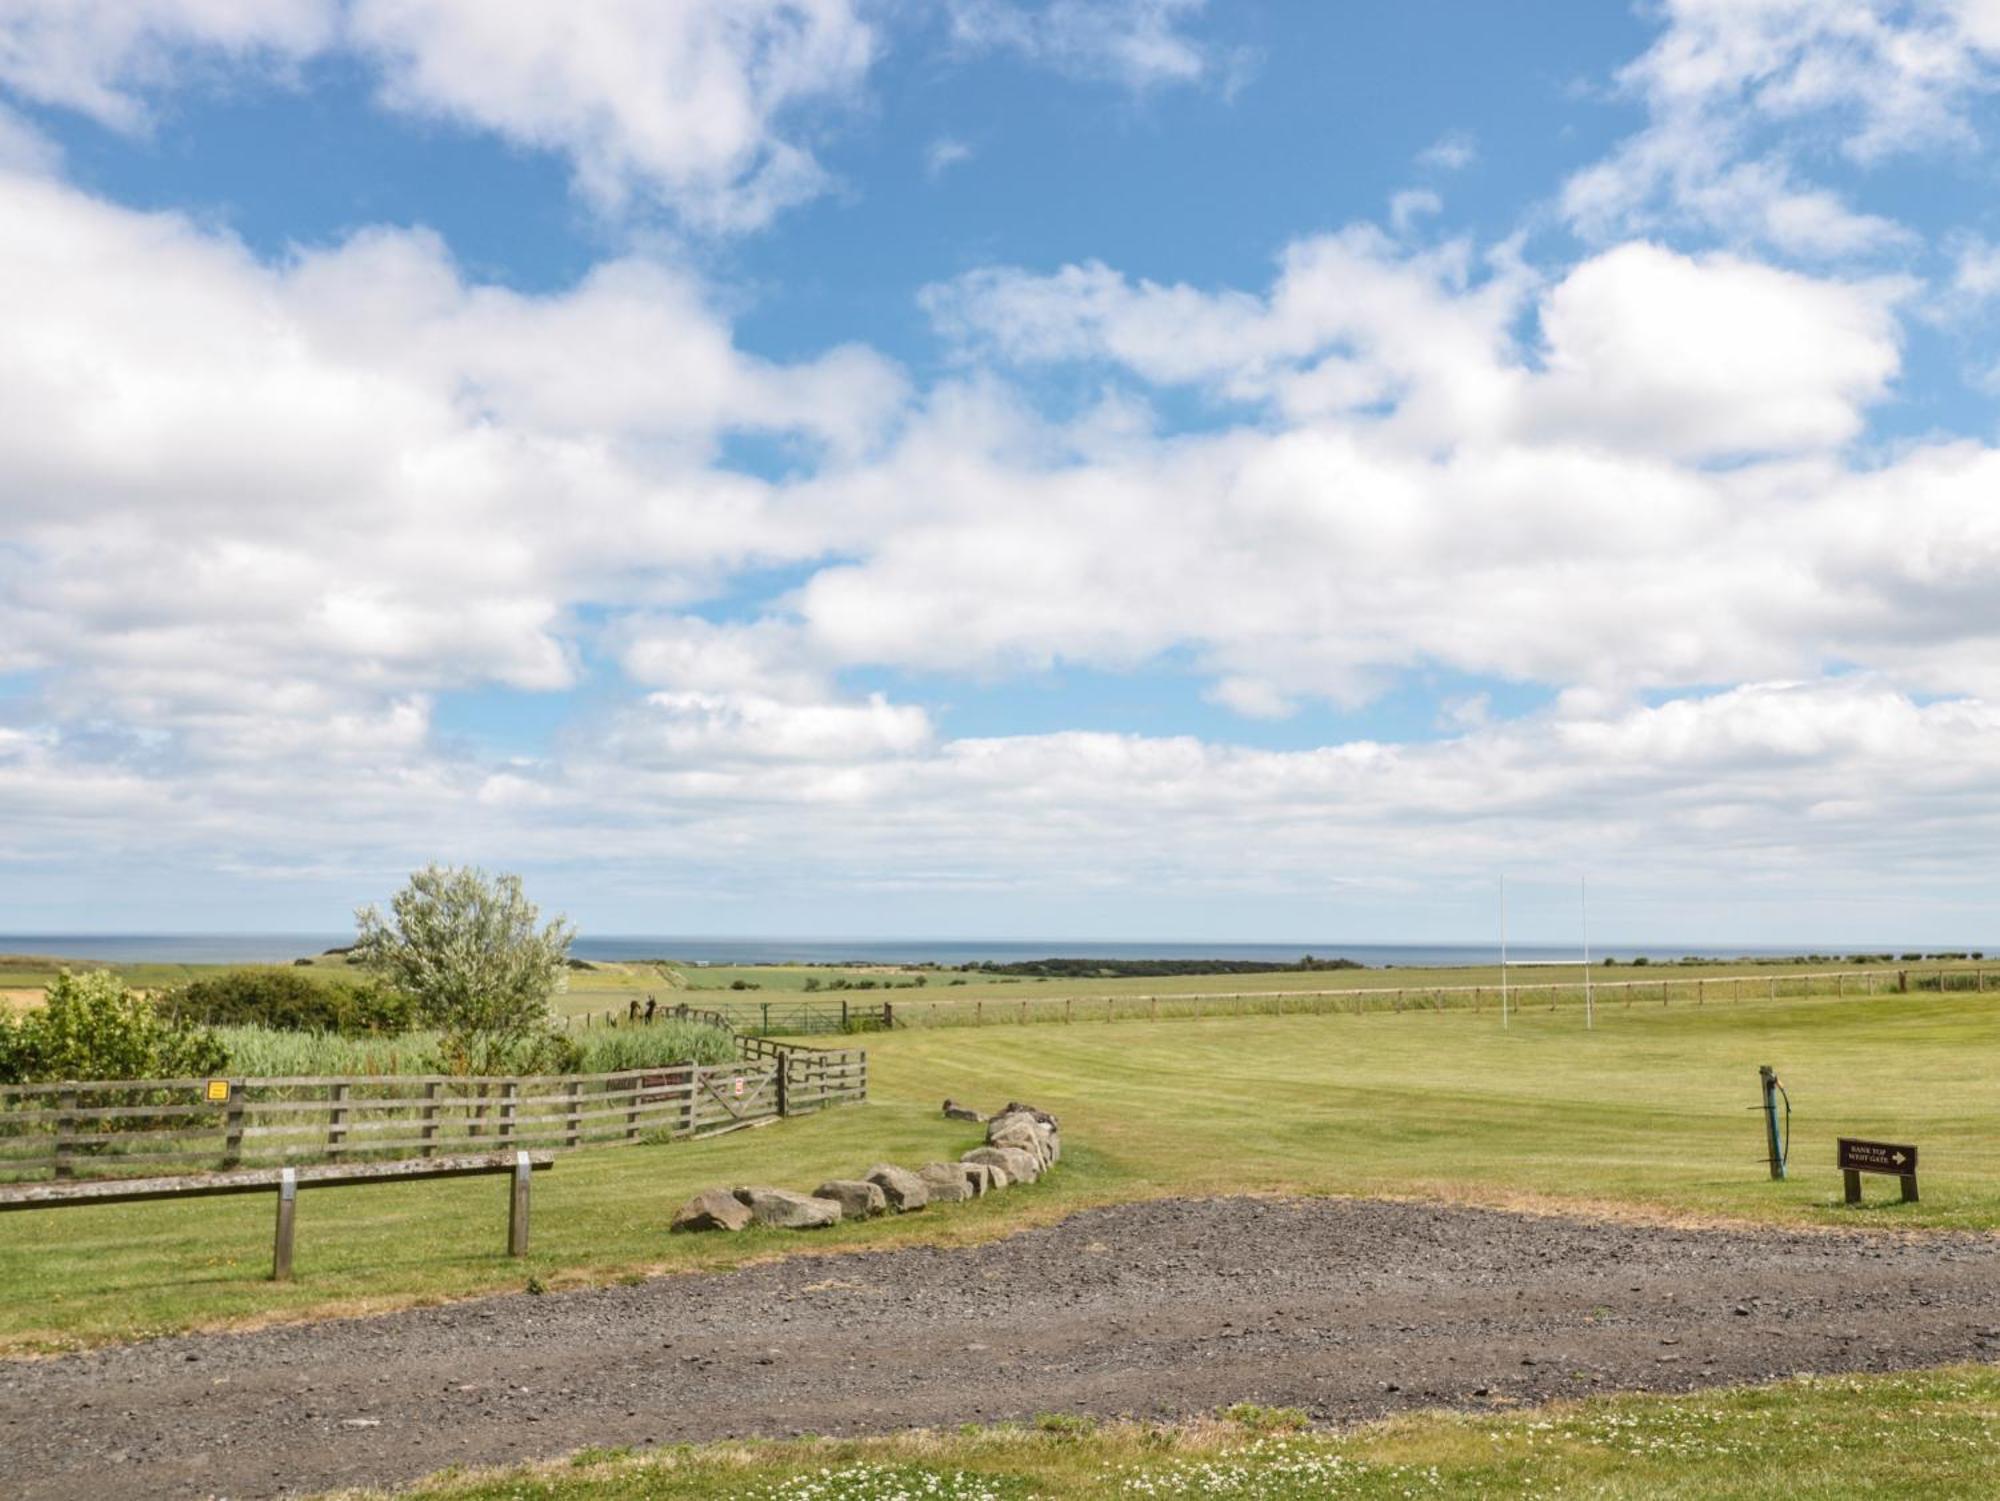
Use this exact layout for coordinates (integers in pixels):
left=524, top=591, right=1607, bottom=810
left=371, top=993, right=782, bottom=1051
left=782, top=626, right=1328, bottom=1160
left=1838, top=1137, right=1919, bottom=1204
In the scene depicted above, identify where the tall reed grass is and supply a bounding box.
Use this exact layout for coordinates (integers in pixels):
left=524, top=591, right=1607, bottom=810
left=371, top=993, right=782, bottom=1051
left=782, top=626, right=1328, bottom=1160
left=211, top=1019, right=735, bottom=1077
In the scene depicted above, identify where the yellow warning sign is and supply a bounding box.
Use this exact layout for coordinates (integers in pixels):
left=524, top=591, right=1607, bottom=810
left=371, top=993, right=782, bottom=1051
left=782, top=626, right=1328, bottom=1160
left=204, top=1078, right=232, bottom=1104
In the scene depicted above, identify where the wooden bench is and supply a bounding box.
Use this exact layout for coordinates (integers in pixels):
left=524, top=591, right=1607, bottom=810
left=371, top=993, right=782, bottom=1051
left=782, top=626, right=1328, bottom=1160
left=0, top=1151, right=553, bottom=1280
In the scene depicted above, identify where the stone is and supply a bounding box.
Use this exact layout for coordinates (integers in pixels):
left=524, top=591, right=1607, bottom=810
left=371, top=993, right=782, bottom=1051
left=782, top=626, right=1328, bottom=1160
left=814, top=1179, right=888, bottom=1219
left=986, top=1116, right=1047, bottom=1163
left=1003, top=1100, right=1060, bottom=1130
left=963, top=1145, right=1039, bottom=1184
left=670, top=1188, right=754, bottom=1234
left=919, top=1162, right=974, bottom=1203
left=864, top=1164, right=931, bottom=1212
left=732, top=1185, right=842, bottom=1229
left=960, top=1162, right=998, bottom=1195
left=986, top=1108, right=1061, bottom=1167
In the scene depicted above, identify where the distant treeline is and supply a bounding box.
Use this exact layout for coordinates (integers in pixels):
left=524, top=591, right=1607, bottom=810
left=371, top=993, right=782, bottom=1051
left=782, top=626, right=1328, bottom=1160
left=957, top=955, right=1365, bottom=979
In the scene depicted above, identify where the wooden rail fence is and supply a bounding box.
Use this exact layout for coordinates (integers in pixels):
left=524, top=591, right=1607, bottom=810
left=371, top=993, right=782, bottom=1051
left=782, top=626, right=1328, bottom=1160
left=0, top=1038, right=866, bottom=1184
left=562, top=998, right=895, bottom=1037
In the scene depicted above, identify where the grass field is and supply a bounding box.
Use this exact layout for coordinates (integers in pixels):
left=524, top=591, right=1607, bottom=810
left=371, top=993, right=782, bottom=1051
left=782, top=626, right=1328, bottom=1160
left=381, top=1365, right=2000, bottom=1499
left=7, top=950, right=1991, bottom=1019
left=3, top=987, right=1997, bottom=1353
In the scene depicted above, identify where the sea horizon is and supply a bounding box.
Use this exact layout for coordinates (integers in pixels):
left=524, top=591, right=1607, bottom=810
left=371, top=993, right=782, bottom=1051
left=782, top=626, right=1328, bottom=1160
left=1, top=933, right=1982, bottom=968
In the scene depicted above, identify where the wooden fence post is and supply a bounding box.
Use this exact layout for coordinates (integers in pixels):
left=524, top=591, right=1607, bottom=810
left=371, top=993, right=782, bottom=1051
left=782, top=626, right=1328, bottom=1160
left=420, top=1081, right=439, bottom=1157
left=327, top=1083, right=349, bottom=1162
left=507, top=1151, right=531, bottom=1257
left=272, top=1168, right=297, bottom=1280
left=223, top=1086, right=245, bottom=1168
left=54, top=1089, right=76, bottom=1180
left=499, top=1080, right=518, bottom=1142
left=565, top=1078, right=582, bottom=1148
left=626, top=1074, right=642, bottom=1140
left=777, top=1058, right=790, bottom=1118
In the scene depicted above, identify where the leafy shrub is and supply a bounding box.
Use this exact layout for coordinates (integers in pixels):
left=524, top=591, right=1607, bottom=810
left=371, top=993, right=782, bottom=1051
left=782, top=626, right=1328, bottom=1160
left=160, top=968, right=415, bottom=1036
left=354, top=864, right=573, bottom=1064
left=0, top=970, right=227, bottom=1084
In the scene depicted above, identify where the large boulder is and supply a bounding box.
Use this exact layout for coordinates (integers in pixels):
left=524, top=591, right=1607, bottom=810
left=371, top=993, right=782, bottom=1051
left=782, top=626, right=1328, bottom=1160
left=919, top=1162, right=974, bottom=1203
left=864, top=1164, right=931, bottom=1212
left=814, top=1179, right=888, bottom=1219
left=732, top=1185, right=842, bottom=1229
left=963, top=1145, right=1040, bottom=1184
left=670, top=1188, right=754, bottom=1234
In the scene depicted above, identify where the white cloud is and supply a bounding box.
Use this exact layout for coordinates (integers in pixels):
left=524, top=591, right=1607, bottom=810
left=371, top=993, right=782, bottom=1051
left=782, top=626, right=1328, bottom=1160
left=0, top=1, right=1235, bottom=231
left=1562, top=0, right=2000, bottom=255
left=0, top=0, right=874, bottom=230
left=345, top=0, right=877, bottom=230
left=1951, top=233, right=2000, bottom=300
left=0, top=0, right=333, bottom=131
left=1389, top=188, right=1441, bottom=234
left=945, top=0, right=1223, bottom=91
left=925, top=232, right=1902, bottom=459
left=0, top=164, right=900, bottom=778
left=925, top=135, right=974, bottom=178
left=1417, top=131, right=1476, bottom=171
left=1528, top=242, right=1906, bottom=460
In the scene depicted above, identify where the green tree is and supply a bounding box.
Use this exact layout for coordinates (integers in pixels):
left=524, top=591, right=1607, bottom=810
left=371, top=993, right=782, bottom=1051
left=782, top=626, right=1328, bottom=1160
left=353, top=865, right=577, bottom=1073
left=0, top=970, right=228, bottom=1084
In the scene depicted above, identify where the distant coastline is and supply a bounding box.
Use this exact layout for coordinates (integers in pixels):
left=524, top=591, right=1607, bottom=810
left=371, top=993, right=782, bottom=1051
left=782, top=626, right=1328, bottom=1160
left=0, top=934, right=1976, bottom=968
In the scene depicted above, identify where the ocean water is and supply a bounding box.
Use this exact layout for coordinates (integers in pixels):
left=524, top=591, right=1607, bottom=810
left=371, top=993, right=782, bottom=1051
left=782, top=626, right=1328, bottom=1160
left=0, top=933, right=1937, bottom=968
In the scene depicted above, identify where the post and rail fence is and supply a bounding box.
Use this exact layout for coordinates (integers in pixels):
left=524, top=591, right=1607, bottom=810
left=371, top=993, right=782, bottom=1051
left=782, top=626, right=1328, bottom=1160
left=0, top=1035, right=867, bottom=1185
left=562, top=997, right=895, bottom=1037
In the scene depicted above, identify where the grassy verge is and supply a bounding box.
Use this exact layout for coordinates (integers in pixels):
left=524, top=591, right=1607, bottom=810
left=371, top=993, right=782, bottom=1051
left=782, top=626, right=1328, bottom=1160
left=369, top=1365, right=2000, bottom=1499
left=5, top=988, right=2000, bottom=1351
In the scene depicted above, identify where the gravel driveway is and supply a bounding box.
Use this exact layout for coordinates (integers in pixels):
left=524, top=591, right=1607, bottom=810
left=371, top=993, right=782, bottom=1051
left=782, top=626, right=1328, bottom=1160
left=5, top=1196, right=1999, bottom=1499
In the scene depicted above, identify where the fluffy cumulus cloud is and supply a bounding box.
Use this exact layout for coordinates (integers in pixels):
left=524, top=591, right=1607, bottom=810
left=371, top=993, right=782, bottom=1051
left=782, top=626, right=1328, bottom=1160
left=0, top=0, right=874, bottom=228
left=0, top=0, right=333, bottom=131
left=345, top=0, right=877, bottom=229
left=1565, top=0, right=2000, bottom=255
left=0, top=0, right=1235, bottom=229
left=9, top=2, right=2000, bottom=924
left=0, top=164, right=905, bottom=794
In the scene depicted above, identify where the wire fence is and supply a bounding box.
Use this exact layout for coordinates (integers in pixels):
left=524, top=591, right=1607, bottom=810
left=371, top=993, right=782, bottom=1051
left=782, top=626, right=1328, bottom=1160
left=860, top=965, right=1990, bottom=1031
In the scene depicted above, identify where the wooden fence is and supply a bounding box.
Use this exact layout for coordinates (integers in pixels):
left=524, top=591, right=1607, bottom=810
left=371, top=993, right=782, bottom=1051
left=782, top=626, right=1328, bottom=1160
left=562, top=998, right=895, bottom=1037
left=0, top=1038, right=867, bottom=1184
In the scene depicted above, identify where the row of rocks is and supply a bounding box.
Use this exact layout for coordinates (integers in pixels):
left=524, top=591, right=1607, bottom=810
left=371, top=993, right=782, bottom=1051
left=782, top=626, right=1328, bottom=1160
left=670, top=1102, right=1061, bottom=1234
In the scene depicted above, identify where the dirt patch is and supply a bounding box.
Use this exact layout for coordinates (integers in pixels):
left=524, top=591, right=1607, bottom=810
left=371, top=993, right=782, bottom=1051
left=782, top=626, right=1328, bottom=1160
left=4, top=1196, right=2000, bottom=1499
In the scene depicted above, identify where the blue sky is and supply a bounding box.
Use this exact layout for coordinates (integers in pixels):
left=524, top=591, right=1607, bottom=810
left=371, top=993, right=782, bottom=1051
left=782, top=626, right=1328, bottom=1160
left=3, top=1, right=2000, bottom=944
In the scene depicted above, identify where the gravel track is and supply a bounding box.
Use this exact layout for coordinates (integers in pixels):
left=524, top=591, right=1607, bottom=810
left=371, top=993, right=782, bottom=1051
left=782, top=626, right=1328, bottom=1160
left=5, top=1196, right=2000, bottom=1499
